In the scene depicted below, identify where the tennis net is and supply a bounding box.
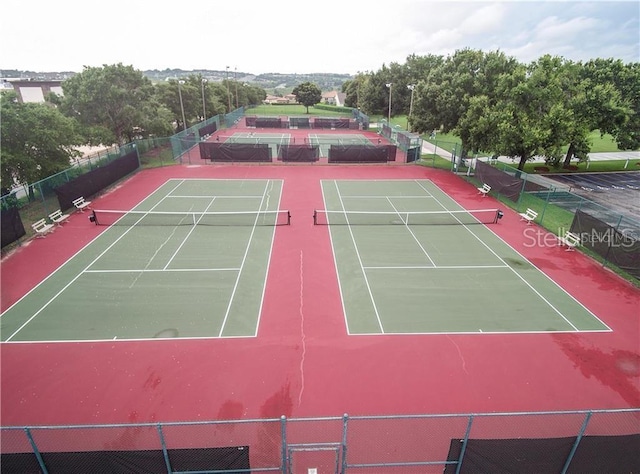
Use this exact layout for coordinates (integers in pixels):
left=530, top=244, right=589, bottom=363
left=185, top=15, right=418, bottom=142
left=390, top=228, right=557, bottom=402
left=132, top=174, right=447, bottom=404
left=306, top=136, right=373, bottom=146
left=91, top=209, right=291, bottom=226
left=313, top=208, right=503, bottom=225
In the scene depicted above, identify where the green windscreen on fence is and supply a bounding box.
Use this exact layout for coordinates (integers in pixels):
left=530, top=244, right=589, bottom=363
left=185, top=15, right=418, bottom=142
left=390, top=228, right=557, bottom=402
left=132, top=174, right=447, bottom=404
left=570, top=209, right=640, bottom=279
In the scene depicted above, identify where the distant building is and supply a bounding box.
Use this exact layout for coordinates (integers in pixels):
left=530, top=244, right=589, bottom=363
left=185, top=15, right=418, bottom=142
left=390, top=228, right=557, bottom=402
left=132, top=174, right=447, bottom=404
left=263, top=93, right=297, bottom=105
left=7, top=80, right=64, bottom=103
left=1, top=78, right=18, bottom=90
left=322, top=90, right=346, bottom=107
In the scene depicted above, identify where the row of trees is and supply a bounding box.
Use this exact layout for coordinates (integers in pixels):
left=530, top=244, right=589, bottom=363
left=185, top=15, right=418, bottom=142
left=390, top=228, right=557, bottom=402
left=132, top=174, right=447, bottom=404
left=2, top=53, right=638, bottom=189
left=1, top=64, right=267, bottom=190
left=342, top=50, right=639, bottom=169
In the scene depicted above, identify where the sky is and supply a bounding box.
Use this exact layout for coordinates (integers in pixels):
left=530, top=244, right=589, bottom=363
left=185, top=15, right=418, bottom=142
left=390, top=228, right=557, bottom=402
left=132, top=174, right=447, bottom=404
left=2, top=0, right=638, bottom=75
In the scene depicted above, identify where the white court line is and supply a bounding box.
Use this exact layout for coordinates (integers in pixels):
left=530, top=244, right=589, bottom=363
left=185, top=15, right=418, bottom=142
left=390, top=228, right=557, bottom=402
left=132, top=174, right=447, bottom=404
left=0, top=179, right=186, bottom=318
left=168, top=195, right=265, bottom=199
left=416, top=180, right=607, bottom=332
left=345, top=328, right=611, bottom=337
left=364, top=265, right=509, bottom=270
left=84, top=268, right=240, bottom=273
left=4, top=180, right=187, bottom=342
left=252, top=183, right=283, bottom=338
left=4, top=334, right=267, bottom=345
left=162, top=197, right=218, bottom=270
left=321, top=182, right=351, bottom=335
left=218, top=180, right=273, bottom=337
left=335, top=180, right=385, bottom=334
left=385, top=197, right=436, bottom=267
left=341, top=195, right=435, bottom=199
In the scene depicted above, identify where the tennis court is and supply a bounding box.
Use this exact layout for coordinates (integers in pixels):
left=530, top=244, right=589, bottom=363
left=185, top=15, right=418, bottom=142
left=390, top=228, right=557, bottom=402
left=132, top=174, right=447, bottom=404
left=319, top=179, right=611, bottom=334
left=220, top=132, right=291, bottom=146
left=218, top=132, right=377, bottom=157
left=1, top=179, right=288, bottom=342
left=308, top=133, right=376, bottom=157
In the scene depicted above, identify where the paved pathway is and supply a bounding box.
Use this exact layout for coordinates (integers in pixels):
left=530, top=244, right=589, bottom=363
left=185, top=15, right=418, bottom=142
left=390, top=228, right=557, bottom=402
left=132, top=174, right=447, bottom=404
left=421, top=140, right=640, bottom=164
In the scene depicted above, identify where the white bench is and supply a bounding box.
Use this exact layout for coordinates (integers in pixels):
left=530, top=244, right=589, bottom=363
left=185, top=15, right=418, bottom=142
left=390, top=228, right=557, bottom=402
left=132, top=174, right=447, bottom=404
left=72, top=196, right=91, bottom=212
left=559, top=231, right=580, bottom=251
left=477, top=183, right=491, bottom=197
left=519, top=208, right=538, bottom=225
left=32, top=218, right=54, bottom=237
left=49, top=209, right=70, bottom=226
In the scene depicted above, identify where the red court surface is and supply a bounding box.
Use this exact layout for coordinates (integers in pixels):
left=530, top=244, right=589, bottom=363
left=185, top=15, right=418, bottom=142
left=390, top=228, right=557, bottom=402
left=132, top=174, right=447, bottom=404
left=1, top=163, right=639, bottom=427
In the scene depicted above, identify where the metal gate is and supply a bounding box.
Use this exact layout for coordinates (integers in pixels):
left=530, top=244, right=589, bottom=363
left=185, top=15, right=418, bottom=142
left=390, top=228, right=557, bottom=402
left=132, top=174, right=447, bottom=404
left=287, top=442, right=343, bottom=474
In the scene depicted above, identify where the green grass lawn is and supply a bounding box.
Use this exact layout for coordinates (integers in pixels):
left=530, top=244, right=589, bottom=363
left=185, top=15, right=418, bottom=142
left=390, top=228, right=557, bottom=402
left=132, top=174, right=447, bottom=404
left=248, top=104, right=353, bottom=116
left=417, top=128, right=634, bottom=155
left=522, top=159, right=640, bottom=174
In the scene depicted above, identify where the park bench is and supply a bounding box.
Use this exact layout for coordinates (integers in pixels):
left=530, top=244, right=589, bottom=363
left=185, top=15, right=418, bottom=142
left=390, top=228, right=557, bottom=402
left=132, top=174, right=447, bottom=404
left=519, top=208, right=538, bottom=225
left=477, top=183, right=491, bottom=197
left=49, top=209, right=70, bottom=226
left=32, top=218, right=54, bottom=237
left=559, top=231, right=581, bottom=251
left=72, top=196, right=91, bottom=212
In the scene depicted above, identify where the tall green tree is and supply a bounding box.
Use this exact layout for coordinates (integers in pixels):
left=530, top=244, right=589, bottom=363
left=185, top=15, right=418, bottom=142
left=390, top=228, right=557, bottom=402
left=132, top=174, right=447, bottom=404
left=292, top=82, right=322, bottom=113
left=60, top=63, right=159, bottom=144
left=342, top=75, right=367, bottom=109
left=411, top=49, right=518, bottom=157
left=559, top=61, right=628, bottom=167
left=581, top=58, right=639, bottom=151
left=357, top=66, right=393, bottom=119
left=1, top=91, right=82, bottom=193
left=465, top=57, right=575, bottom=170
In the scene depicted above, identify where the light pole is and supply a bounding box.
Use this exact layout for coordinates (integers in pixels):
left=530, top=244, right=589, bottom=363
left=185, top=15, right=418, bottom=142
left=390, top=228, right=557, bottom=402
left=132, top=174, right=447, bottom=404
left=225, top=66, right=231, bottom=111
left=201, top=78, right=207, bottom=120
left=385, top=83, right=392, bottom=123
left=407, top=84, right=416, bottom=132
left=178, top=80, right=187, bottom=131
left=234, top=67, right=239, bottom=109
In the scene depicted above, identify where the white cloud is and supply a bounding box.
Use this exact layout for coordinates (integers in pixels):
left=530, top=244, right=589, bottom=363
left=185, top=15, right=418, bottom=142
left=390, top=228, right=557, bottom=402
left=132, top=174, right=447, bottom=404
left=533, top=15, right=600, bottom=41
left=458, top=3, right=507, bottom=34
left=1, top=0, right=637, bottom=74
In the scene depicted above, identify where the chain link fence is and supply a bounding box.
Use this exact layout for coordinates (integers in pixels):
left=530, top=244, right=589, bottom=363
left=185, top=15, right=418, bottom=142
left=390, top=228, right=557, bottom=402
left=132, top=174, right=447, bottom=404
left=2, top=409, right=638, bottom=473
left=1, top=109, right=247, bottom=249
left=468, top=159, right=640, bottom=279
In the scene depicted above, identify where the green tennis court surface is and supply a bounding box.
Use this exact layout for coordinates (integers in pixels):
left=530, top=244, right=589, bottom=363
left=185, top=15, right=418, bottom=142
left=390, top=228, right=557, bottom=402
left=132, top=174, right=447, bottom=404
left=220, top=132, right=374, bottom=157
left=320, top=179, right=610, bottom=335
left=1, top=179, right=285, bottom=342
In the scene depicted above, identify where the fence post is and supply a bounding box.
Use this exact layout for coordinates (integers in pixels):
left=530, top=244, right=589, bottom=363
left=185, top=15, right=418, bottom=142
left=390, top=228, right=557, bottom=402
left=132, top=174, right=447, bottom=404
left=455, top=415, right=474, bottom=474
left=280, top=416, right=287, bottom=474
left=451, top=144, right=457, bottom=172
left=156, top=423, right=173, bottom=474
left=602, top=215, right=624, bottom=269
left=538, top=185, right=553, bottom=227
left=24, top=427, right=49, bottom=474
left=340, top=413, right=349, bottom=474
left=561, top=411, right=592, bottom=474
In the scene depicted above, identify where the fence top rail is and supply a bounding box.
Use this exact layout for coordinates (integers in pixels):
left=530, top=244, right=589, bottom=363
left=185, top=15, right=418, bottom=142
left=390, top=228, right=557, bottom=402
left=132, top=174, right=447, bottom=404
left=2, top=408, right=638, bottom=431
left=0, top=417, right=283, bottom=431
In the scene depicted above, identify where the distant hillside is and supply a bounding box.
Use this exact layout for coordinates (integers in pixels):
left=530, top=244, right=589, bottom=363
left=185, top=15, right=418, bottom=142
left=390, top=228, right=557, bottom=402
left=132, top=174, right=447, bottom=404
left=1, top=69, right=353, bottom=93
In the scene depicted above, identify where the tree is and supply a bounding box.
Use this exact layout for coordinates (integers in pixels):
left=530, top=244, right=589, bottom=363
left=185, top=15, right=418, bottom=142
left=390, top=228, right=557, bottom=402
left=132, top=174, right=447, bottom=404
left=342, top=76, right=366, bottom=109
left=559, top=62, right=628, bottom=167
left=411, top=49, right=518, bottom=158
left=60, top=63, right=159, bottom=144
left=467, top=57, right=574, bottom=170
left=581, top=59, right=639, bottom=151
left=292, top=82, right=322, bottom=113
left=1, top=91, right=82, bottom=194
left=357, top=67, right=393, bottom=118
